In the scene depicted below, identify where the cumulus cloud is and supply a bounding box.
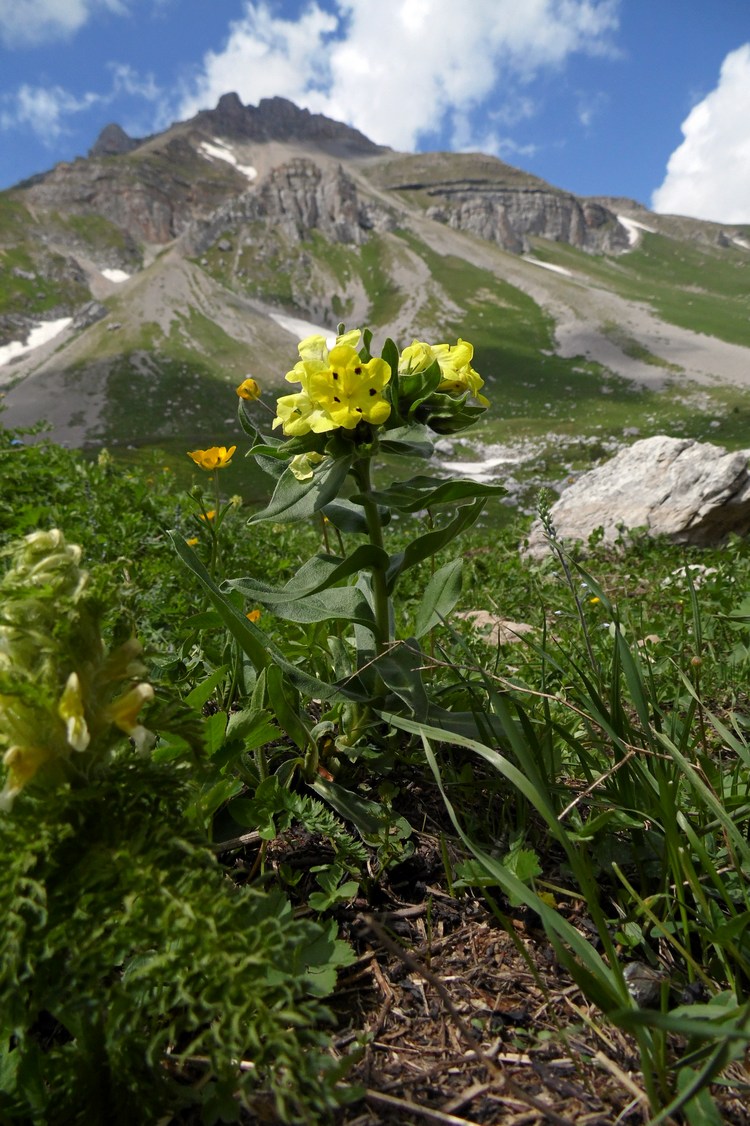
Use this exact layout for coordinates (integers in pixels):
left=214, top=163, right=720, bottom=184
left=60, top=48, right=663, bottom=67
left=0, top=66, right=161, bottom=146
left=0, top=0, right=128, bottom=46
left=176, top=0, right=620, bottom=154
left=652, top=44, right=750, bottom=223
left=0, top=84, right=102, bottom=141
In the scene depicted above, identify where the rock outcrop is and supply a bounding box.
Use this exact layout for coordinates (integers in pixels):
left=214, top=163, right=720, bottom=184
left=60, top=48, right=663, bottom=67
left=89, top=123, right=139, bottom=158
left=426, top=184, right=629, bottom=255
left=185, top=158, right=395, bottom=253
left=524, top=436, right=750, bottom=560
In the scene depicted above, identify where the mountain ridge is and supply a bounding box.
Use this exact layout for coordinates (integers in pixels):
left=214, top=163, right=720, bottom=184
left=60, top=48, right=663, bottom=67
left=1, top=94, right=749, bottom=478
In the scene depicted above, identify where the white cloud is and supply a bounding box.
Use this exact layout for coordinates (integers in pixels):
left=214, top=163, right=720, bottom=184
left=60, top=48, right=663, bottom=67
left=0, top=0, right=127, bottom=46
left=0, top=65, right=161, bottom=145
left=0, top=84, right=101, bottom=141
left=176, top=0, right=620, bottom=153
left=652, top=44, right=750, bottom=223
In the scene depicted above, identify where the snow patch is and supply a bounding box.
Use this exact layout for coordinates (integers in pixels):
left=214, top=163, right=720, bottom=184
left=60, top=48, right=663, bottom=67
left=732, top=237, right=750, bottom=250
left=0, top=317, right=73, bottom=368
left=617, top=215, right=656, bottom=247
left=521, top=256, right=572, bottom=277
left=269, top=314, right=336, bottom=348
left=101, top=268, right=130, bottom=283
left=199, top=138, right=257, bottom=181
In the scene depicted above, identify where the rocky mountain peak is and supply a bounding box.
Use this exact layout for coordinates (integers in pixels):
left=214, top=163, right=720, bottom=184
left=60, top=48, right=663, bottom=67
left=193, top=93, right=388, bottom=154
left=89, top=122, right=139, bottom=158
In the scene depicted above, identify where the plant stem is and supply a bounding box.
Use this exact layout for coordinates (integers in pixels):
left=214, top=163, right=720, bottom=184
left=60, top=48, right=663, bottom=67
left=352, top=455, right=391, bottom=654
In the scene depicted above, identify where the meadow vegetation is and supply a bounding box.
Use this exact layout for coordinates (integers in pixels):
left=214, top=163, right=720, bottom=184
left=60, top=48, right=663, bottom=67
left=2, top=321, right=750, bottom=1124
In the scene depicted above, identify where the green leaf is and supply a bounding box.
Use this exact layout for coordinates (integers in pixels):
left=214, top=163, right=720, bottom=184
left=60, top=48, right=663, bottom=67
left=248, top=452, right=353, bottom=525
left=311, top=778, right=397, bottom=846
left=321, top=497, right=390, bottom=534
left=387, top=497, right=487, bottom=589
left=379, top=424, right=435, bottom=458
left=353, top=475, right=505, bottom=514
left=224, top=545, right=388, bottom=605
left=171, top=531, right=373, bottom=703
left=186, top=665, right=230, bottom=710
left=376, top=638, right=429, bottom=721
left=414, top=557, right=463, bottom=638
left=226, top=708, right=279, bottom=751
left=266, top=664, right=313, bottom=752
left=204, top=711, right=228, bottom=757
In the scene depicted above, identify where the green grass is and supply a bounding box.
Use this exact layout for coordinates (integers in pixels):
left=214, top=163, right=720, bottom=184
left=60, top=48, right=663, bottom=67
left=3, top=416, right=750, bottom=1121
left=529, top=231, right=750, bottom=347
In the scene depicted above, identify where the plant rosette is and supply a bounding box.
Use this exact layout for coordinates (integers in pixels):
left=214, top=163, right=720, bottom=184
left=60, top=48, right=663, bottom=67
left=172, top=326, right=505, bottom=786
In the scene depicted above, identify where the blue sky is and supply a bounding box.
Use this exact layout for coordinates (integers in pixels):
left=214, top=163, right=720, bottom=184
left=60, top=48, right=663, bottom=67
left=1, top=1, right=749, bottom=222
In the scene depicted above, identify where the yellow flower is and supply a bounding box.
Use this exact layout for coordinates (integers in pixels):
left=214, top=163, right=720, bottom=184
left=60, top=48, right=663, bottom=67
left=289, top=451, right=325, bottom=481
left=274, top=328, right=391, bottom=435
left=58, top=672, right=90, bottom=752
left=187, top=445, right=236, bottom=470
left=246, top=609, right=262, bottom=623
left=273, top=389, right=337, bottom=436
left=236, top=377, right=261, bottom=400
left=589, top=596, right=600, bottom=605
left=399, top=337, right=489, bottom=406
left=0, top=745, right=53, bottom=810
left=398, top=340, right=437, bottom=375
left=104, top=683, right=155, bottom=753
left=199, top=510, right=216, bottom=522
left=307, top=344, right=391, bottom=430
left=185, top=537, right=199, bottom=547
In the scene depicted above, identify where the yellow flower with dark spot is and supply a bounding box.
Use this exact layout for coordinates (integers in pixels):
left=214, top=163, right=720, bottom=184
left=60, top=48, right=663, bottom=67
left=247, top=609, right=262, bottom=623
left=236, top=377, right=261, bottom=400
left=188, top=446, right=236, bottom=470
left=307, top=344, right=391, bottom=430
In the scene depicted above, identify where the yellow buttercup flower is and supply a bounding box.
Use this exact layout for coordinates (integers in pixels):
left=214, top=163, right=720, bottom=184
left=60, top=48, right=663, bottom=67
left=185, top=537, right=199, bottom=547
left=246, top=609, right=262, bottom=623
left=199, top=510, right=216, bottom=522
left=187, top=445, right=237, bottom=470
left=236, top=377, right=261, bottom=400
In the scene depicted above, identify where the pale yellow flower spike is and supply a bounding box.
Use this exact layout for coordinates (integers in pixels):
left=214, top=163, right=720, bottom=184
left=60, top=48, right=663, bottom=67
left=58, top=672, right=90, bottom=752
left=105, top=683, right=155, bottom=754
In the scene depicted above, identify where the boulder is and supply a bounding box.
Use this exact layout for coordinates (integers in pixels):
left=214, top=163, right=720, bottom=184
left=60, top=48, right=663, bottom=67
left=524, top=436, right=750, bottom=560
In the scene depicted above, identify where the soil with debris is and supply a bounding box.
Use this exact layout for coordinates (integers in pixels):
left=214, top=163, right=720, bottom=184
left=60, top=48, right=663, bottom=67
left=227, top=820, right=750, bottom=1126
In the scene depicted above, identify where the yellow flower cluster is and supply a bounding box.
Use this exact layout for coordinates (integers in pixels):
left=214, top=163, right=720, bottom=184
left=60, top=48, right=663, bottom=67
left=273, top=329, right=392, bottom=436
left=398, top=337, right=489, bottom=406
